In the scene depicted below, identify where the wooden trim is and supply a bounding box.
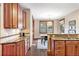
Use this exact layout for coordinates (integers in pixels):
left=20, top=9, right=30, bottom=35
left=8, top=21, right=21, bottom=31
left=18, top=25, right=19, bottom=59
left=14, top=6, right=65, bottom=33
left=59, top=18, right=65, bottom=21
left=24, top=40, right=25, bottom=55
left=53, top=40, right=55, bottom=56
left=17, top=3, right=18, bottom=28
left=39, top=21, right=47, bottom=34
left=33, top=18, right=34, bottom=40
left=10, top=3, right=13, bottom=28
left=64, top=40, right=66, bottom=56
left=47, top=50, right=52, bottom=56
left=33, top=38, right=42, bottom=40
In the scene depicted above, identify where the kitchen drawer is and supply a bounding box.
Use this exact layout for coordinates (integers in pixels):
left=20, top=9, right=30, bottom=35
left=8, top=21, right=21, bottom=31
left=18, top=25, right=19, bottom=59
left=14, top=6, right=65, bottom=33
left=66, top=41, right=76, bottom=45
left=54, top=41, right=65, bottom=56
left=55, top=45, right=65, bottom=50
left=55, top=41, right=65, bottom=45
left=55, top=41, right=65, bottom=50
left=55, top=50, right=65, bottom=56
left=66, top=45, right=76, bottom=56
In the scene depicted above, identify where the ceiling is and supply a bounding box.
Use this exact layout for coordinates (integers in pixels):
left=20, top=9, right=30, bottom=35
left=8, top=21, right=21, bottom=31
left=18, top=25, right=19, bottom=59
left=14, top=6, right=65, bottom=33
left=20, top=3, right=79, bottom=20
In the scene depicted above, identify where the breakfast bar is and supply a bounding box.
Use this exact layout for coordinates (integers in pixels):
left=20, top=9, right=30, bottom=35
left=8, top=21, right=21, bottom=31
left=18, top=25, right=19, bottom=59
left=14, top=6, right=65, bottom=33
left=47, top=34, right=79, bottom=56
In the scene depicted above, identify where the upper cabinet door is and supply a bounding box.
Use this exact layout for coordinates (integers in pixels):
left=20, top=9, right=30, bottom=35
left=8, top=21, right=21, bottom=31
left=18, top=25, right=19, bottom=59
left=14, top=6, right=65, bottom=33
left=4, top=3, right=29, bottom=29
left=12, top=3, right=18, bottom=28
left=18, top=5, right=23, bottom=29
left=25, top=12, right=27, bottom=28
left=22, top=11, right=26, bottom=29
left=4, top=3, right=18, bottom=28
left=4, top=3, right=10, bottom=28
left=9, top=3, right=13, bottom=28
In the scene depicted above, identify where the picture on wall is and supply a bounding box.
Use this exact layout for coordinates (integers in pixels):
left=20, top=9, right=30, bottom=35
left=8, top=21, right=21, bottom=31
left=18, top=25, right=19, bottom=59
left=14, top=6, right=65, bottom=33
left=68, top=20, right=76, bottom=34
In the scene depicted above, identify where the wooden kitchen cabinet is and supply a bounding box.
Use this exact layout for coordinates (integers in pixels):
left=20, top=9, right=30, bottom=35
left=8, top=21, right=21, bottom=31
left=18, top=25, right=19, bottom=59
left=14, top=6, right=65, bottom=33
left=2, top=43, right=16, bottom=56
left=4, top=3, right=29, bottom=29
left=12, top=3, right=18, bottom=28
left=25, top=9, right=30, bottom=30
left=4, top=3, right=11, bottom=28
left=16, top=40, right=25, bottom=56
left=51, top=40, right=79, bottom=56
left=4, top=3, right=18, bottom=28
left=2, top=40, right=26, bottom=56
left=9, top=3, right=13, bottom=28
left=16, top=41, right=21, bottom=56
left=48, top=34, right=79, bottom=56
left=76, top=41, right=79, bottom=56
left=22, top=10, right=27, bottom=29
left=76, top=45, right=79, bottom=56
left=66, top=41, right=76, bottom=56
left=54, top=41, right=65, bottom=56
left=65, top=41, right=79, bottom=56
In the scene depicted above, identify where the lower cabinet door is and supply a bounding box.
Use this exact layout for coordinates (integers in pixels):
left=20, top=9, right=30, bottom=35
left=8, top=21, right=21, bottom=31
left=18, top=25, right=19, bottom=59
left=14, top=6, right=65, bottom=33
left=76, top=45, right=79, bottom=56
left=22, top=40, right=25, bottom=56
left=66, top=41, right=76, bottom=56
left=16, top=42, right=20, bottom=56
left=55, top=50, right=65, bottom=56
left=66, top=45, right=76, bottom=56
left=55, top=41, right=65, bottom=56
left=17, top=41, right=25, bottom=56
left=2, top=43, right=16, bottom=56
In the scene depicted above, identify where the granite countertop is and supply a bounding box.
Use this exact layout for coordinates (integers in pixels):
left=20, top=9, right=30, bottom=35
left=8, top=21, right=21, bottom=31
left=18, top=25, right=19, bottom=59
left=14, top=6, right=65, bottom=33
left=0, top=36, right=29, bottom=44
left=49, top=34, right=79, bottom=40
left=51, top=37, right=79, bottom=40
left=51, top=39, right=79, bottom=41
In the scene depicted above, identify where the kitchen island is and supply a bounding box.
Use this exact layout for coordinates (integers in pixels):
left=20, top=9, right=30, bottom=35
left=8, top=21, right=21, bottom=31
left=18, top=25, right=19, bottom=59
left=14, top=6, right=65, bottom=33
left=47, top=34, right=79, bottom=56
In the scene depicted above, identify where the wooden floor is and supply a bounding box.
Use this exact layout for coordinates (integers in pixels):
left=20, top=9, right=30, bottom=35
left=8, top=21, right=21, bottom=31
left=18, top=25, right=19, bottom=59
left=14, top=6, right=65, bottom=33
left=26, top=40, right=47, bottom=56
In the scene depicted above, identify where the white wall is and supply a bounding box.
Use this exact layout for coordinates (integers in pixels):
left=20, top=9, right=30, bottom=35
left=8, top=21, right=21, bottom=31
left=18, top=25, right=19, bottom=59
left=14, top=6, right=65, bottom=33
left=0, top=4, right=1, bottom=37
left=54, top=20, right=59, bottom=34
left=34, top=9, right=79, bottom=38
left=34, top=20, right=40, bottom=38
left=30, top=12, right=33, bottom=47
left=34, top=20, right=56, bottom=38
left=64, top=9, right=79, bottom=34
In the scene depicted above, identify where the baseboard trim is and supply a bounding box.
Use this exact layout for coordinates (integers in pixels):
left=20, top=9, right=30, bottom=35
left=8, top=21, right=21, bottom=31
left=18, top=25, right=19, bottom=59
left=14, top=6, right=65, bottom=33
left=33, top=38, right=41, bottom=40
left=47, top=51, right=53, bottom=56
